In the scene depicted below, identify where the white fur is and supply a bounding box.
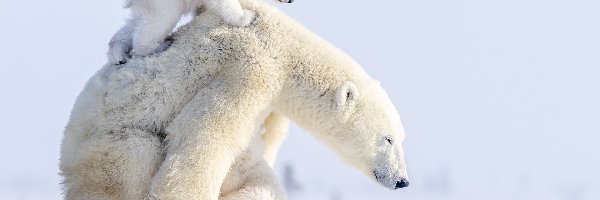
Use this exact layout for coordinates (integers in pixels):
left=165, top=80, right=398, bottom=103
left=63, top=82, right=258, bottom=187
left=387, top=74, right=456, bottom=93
left=61, top=1, right=408, bottom=199
left=220, top=134, right=286, bottom=200
left=261, top=112, right=289, bottom=167
left=218, top=112, right=288, bottom=200
left=107, top=0, right=292, bottom=64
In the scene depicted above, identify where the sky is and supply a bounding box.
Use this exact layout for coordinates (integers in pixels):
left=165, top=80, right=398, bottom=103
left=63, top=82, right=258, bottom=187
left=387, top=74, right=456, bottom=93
left=1, top=0, right=599, bottom=199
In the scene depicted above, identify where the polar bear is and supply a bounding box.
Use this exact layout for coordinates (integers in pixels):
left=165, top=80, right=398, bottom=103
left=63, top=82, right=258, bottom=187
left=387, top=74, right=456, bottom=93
left=107, top=0, right=293, bottom=64
left=59, top=0, right=409, bottom=199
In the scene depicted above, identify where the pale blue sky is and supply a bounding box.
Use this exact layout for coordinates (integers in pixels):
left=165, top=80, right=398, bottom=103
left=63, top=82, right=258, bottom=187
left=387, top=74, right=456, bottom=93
left=1, top=0, right=599, bottom=199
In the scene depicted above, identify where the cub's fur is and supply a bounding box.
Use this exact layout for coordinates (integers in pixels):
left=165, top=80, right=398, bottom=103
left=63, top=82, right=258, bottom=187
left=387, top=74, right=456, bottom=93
left=107, top=0, right=293, bottom=64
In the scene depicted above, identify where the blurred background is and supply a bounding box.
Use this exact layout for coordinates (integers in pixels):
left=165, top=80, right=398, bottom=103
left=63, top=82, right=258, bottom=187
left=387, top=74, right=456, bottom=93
left=1, top=0, right=599, bottom=199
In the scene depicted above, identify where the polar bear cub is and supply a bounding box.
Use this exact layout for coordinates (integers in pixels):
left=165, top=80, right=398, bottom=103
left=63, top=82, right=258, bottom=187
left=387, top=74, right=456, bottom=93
left=108, top=0, right=293, bottom=64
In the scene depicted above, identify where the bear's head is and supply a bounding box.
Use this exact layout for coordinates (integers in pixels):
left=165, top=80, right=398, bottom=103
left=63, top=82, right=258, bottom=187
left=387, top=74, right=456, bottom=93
left=280, top=75, right=409, bottom=190
left=328, top=80, right=409, bottom=190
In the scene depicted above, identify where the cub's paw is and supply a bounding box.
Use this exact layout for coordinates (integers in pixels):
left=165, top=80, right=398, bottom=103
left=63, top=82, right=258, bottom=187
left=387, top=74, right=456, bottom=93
left=228, top=10, right=257, bottom=27
left=155, top=38, right=174, bottom=54
left=107, top=42, right=131, bottom=65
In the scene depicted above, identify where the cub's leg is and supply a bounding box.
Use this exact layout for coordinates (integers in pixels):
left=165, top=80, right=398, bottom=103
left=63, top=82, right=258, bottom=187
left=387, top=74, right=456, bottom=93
left=130, top=0, right=184, bottom=56
left=204, top=0, right=256, bottom=27
left=107, top=19, right=136, bottom=65
left=148, top=64, right=277, bottom=199
left=60, top=128, right=163, bottom=200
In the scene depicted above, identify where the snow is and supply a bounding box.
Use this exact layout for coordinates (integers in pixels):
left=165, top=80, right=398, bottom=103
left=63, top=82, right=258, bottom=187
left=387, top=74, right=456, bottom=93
left=1, top=0, right=599, bottom=199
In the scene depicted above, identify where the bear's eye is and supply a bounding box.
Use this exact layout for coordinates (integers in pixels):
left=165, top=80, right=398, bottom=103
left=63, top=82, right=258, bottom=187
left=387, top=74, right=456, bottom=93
left=385, top=137, right=393, bottom=145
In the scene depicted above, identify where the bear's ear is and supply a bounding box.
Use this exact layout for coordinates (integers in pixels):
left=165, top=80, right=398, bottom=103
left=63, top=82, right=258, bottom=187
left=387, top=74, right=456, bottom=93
left=335, top=81, right=359, bottom=107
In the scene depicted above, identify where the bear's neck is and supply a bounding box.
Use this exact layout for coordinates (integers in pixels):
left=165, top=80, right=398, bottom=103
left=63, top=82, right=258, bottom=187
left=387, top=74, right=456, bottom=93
left=273, top=37, right=360, bottom=138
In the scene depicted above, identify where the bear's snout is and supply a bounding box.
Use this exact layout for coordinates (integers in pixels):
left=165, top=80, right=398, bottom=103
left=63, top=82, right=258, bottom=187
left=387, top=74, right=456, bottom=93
left=373, top=169, right=409, bottom=190
left=394, top=178, right=409, bottom=189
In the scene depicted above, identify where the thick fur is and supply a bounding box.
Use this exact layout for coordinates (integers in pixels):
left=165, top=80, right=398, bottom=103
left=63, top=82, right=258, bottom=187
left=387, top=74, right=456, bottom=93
left=261, top=112, right=289, bottom=167
left=220, top=131, right=286, bottom=200
left=108, top=0, right=292, bottom=64
left=60, top=0, right=408, bottom=199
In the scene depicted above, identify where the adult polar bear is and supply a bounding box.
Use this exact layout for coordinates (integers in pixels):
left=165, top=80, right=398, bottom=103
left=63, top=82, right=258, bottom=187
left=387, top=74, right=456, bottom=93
left=59, top=0, right=409, bottom=199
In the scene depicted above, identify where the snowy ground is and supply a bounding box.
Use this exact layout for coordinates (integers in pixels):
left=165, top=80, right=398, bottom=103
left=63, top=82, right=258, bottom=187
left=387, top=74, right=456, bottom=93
left=1, top=0, right=599, bottom=199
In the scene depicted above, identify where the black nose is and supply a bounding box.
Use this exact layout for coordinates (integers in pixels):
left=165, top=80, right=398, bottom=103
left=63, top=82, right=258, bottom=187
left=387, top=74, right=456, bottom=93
left=394, top=179, right=409, bottom=189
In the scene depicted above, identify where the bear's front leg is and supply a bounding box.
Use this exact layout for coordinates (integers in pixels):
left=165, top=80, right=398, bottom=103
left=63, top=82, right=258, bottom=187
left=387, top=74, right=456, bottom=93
left=149, top=66, right=280, bottom=200
left=220, top=136, right=287, bottom=200
left=261, top=112, right=290, bottom=168
left=219, top=159, right=286, bottom=200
